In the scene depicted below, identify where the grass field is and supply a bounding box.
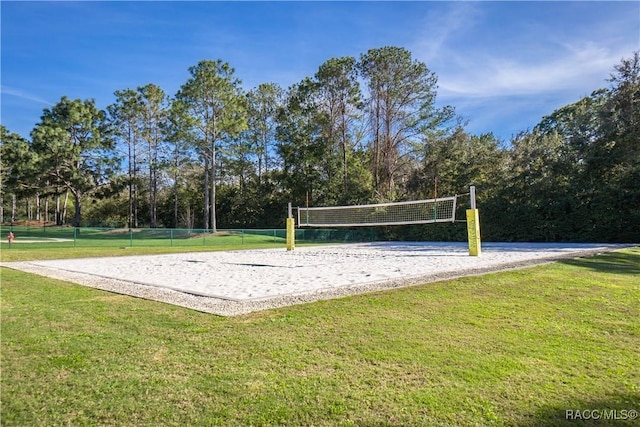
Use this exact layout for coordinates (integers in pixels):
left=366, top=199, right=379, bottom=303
left=0, top=226, right=288, bottom=253
left=0, top=225, right=368, bottom=254
left=0, top=226, right=293, bottom=263
left=1, top=247, right=639, bottom=426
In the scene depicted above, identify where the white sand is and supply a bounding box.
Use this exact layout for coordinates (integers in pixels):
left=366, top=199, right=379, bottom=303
left=3, top=242, right=631, bottom=316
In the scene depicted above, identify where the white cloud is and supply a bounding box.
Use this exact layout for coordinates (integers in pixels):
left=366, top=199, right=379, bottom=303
left=408, top=2, right=638, bottom=102
left=438, top=42, right=630, bottom=99
left=411, top=2, right=483, bottom=64
left=405, top=1, right=639, bottom=140
left=1, top=86, right=53, bottom=106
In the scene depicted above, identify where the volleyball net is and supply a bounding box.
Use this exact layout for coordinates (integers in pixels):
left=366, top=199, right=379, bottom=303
left=289, top=187, right=481, bottom=256
left=297, top=196, right=457, bottom=228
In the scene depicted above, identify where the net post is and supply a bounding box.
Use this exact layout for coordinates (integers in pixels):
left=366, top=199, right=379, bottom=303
left=470, top=185, right=477, bottom=209
left=466, top=186, right=481, bottom=256
left=286, top=202, right=295, bottom=251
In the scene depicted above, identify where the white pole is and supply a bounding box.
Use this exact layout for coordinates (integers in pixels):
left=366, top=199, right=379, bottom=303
left=470, top=186, right=476, bottom=210
left=288, top=202, right=292, bottom=219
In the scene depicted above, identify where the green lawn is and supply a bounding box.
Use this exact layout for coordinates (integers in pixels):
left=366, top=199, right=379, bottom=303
left=0, top=226, right=287, bottom=255
left=0, top=243, right=287, bottom=263
left=1, top=248, right=638, bottom=426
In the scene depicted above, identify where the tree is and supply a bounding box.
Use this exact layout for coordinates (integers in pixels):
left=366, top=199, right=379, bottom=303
left=277, top=60, right=373, bottom=208
left=530, top=92, right=607, bottom=240
left=138, top=83, right=169, bottom=228
left=358, top=46, right=446, bottom=200
left=411, top=128, right=505, bottom=198
left=526, top=52, right=640, bottom=241
left=315, top=57, right=364, bottom=196
left=175, top=60, right=247, bottom=232
left=0, top=126, right=38, bottom=222
left=245, top=83, right=284, bottom=182
left=108, top=88, right=143, bottom=228
left=165, top=98, right=199, bottom=228
left=31, top=97, right=116, bottom=227
left=276, top=78, right=330, bottom=206
left=590, top=51, right=640, bottom=240
left=403, top=128, right=507, bottom=240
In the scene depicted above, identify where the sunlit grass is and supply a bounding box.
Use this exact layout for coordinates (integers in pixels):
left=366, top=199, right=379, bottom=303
left=0, top=226, right=287, bottom=262
left=0, top=242, right=285, bottom=262
left=1, top=248, right=638, bottom=426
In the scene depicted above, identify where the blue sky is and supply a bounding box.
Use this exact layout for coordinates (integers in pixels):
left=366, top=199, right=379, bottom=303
left=1, top=1, right=639, bottom=142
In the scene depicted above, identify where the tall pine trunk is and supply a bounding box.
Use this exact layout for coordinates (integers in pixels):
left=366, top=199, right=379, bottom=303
left=62, top=190, right=69, bottom=224
left=203, top=156, right=210, bottom=230
left=173, top=160, right=179, bottom=228
left=210, top=139, right=217, bottom=233
left=11, top=194, right=16, bottom=223
left=73, top=191, right=82, bottom=227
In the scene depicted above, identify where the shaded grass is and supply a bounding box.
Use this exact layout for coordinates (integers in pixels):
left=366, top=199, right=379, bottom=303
left=1, top=248, right=639, bottom=426
left=560, top=249, right=640, bottom=275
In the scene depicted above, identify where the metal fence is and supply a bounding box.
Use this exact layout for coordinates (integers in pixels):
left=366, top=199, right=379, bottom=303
left=0, top=225, right=378, bottom=249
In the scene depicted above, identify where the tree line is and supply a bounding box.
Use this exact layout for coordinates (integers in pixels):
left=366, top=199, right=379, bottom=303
left=1, top=47, right=638, bottom=242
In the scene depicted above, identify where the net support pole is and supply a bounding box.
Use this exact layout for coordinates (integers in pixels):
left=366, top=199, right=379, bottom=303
left=466, top=186, right=481, bottom=256
left=286, top=202, right=295, bottom=251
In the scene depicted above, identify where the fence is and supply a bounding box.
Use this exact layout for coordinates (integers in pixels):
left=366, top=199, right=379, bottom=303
left=0, top=225, right=378, bottom=249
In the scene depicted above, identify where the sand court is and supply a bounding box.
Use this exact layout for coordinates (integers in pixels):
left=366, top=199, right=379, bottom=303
left=4, top=242, right=630, bottom=316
